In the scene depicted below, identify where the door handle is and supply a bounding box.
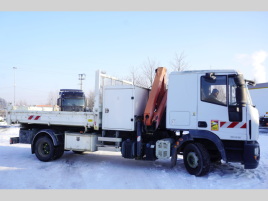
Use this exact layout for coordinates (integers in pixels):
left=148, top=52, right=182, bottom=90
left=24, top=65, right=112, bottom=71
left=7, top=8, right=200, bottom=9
left=198, top=121, right=207, bottom=128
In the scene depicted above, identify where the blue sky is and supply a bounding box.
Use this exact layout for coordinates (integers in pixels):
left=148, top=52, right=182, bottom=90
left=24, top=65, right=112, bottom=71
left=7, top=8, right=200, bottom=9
left=0, top=11, right=267, bottom=105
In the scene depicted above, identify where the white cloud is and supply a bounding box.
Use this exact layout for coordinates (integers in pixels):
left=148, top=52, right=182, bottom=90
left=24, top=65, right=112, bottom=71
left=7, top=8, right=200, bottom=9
left=235, top=51, right=268, bottom=83
left=252, top=50, right=268, bottom=83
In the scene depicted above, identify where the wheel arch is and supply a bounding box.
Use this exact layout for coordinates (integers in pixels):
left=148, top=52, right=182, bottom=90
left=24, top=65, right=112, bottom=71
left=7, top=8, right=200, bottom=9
left=31, top=129, right=60, bottom=154
left=177, top=130, right=227, bottom=162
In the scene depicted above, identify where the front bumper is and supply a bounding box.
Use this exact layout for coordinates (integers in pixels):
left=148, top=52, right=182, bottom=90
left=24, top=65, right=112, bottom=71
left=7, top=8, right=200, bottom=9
left=244, top=141, right=260, bottom=169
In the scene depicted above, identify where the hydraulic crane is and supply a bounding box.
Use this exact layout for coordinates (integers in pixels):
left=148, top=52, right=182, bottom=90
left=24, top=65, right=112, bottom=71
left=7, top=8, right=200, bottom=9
left=143, top=67, right=168, bottom=132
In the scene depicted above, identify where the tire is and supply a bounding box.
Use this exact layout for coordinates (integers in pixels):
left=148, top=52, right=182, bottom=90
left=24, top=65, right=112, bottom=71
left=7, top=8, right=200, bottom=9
left=35, top=136, right=55, bottom=162
left=183, top=143, right=211, bottom=176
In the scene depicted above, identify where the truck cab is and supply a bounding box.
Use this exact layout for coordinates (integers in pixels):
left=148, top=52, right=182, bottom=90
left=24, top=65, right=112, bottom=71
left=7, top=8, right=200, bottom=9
left=57, top=89, right=86, bottom=112
left=166, top=70, right=260, bottom=170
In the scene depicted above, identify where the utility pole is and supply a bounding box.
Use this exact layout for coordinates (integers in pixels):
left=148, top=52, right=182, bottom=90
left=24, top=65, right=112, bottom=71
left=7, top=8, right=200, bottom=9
left=13, top=67, right=17, bottom=106
left=78, top=73, right=86, bottom=90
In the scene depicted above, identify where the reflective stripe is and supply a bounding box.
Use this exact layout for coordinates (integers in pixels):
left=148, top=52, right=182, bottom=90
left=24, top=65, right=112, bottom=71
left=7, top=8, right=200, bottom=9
left=220, top=121, right=246, bottom=128
left=227, top=122, right=239, bottom=128
left=28, top=115, right=41, bottom=120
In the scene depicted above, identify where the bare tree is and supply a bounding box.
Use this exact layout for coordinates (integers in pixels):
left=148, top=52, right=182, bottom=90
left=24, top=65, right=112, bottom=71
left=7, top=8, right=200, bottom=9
left=141, top=57, right=160, bottom=88
left=123, top=66, right=148, bottom=88
left=124, top=58, right=162, bottom=88
left=86, top=90, right=95, bottom=111
left=125, top=53, right=189, bottom=89
left=0, top=98, right=7, bottom=109
left=17, top=100, right=28, bottom=106
left=170, top=51, right=189, bottom=72
left=122, top=66, right=136, bottom=84
left=0, top=98, right=7, bottom=118
left=47, top=90, right=58, bottom=106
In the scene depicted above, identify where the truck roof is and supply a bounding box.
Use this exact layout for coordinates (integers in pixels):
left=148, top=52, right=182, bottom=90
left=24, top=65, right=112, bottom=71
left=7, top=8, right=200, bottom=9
left=60, top=89, right=83, bottom=92
left=170, top=69, right=239, bottom=75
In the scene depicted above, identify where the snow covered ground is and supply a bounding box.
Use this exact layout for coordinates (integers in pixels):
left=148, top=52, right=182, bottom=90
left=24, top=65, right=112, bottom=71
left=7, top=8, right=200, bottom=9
left=0, top=126, right=268, bottom=189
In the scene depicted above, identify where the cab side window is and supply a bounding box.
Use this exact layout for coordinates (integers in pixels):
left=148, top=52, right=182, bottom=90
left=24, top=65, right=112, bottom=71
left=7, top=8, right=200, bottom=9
left=201, top=75, right=227, bottom=106
left=228, top=77, right=238, bottom=106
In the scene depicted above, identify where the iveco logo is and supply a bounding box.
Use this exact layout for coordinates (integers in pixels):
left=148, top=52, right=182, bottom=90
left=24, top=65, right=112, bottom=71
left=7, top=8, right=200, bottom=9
left=76, top=137, right=80, bottom=141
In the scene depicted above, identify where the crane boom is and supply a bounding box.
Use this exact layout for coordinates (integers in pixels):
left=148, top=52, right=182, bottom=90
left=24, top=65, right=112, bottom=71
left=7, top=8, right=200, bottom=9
left=143, top=67, right=167, bottom=131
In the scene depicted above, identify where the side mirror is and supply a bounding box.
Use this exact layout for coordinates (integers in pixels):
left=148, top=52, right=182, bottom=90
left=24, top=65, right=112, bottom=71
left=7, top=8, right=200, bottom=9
left=245, top=79, right=256, bottom=86
left=57, top=98, right=61, bottom=106
left=205, top=73, right=216, bottom=80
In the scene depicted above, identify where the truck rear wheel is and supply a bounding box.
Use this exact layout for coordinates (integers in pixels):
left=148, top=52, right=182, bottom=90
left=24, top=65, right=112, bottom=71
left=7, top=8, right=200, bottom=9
left=35, top=136, right=55, bottom=162
left=183, top=143, right=210, bottom=176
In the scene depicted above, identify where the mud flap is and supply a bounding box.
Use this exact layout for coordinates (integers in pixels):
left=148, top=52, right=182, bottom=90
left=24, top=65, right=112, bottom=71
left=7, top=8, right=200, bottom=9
left=10, top=137, right=19, bottom=144
left=170, top=147, right=178, bottom=168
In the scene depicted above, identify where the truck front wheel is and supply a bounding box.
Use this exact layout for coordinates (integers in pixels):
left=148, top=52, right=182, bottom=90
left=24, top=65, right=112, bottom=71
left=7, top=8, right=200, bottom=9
left=183, top=143, right=210, bottom=176
left=35, top=136, right=55, bottom=162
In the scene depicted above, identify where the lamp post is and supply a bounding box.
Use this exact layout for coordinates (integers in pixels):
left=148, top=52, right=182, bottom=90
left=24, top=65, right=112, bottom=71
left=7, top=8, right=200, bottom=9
left=78, top=73, right=86, bottom=90
left=13, top=67, right=17, bottom=106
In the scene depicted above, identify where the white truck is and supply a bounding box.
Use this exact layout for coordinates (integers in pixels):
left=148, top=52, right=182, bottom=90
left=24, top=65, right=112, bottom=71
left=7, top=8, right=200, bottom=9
left=7, top=67, right=260, bottom=176
left=248, top=82, right=268, bottom=127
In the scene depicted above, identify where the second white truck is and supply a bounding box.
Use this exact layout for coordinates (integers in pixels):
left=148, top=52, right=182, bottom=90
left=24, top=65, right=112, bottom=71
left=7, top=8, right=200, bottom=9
left=7, top=67, right=260, bottom=176
left=248, top=82, right=268, bottom=127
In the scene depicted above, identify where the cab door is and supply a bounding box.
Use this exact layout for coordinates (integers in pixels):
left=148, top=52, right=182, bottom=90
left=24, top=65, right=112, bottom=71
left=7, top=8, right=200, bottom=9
left=197, top=74, right=247, bottom=141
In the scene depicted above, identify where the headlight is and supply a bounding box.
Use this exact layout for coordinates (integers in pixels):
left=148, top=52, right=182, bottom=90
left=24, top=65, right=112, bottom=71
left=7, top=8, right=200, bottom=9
left=254, top=147, right=260, bottom=156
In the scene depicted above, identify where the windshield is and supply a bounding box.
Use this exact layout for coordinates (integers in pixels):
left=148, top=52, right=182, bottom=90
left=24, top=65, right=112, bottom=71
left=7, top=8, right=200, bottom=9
left=62, top=98, right=85, bottom=107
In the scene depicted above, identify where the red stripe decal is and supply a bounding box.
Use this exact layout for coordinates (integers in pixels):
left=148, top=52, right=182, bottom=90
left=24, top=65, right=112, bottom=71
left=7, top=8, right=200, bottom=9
left=227, top=122, right=239, bottom=128
left=220, top=122, right=226, bottom=127
left=240, top=123, right=247, bottom=128
left=28, top=115, right=34, bottom=120
left=34, top=116, right=40, bottom=120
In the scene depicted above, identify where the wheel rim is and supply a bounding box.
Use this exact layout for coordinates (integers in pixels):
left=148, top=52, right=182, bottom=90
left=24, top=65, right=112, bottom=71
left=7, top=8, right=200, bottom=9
left=187, top=151, right=199, bottom=168
left=42, top=143, right=50, bottom=155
